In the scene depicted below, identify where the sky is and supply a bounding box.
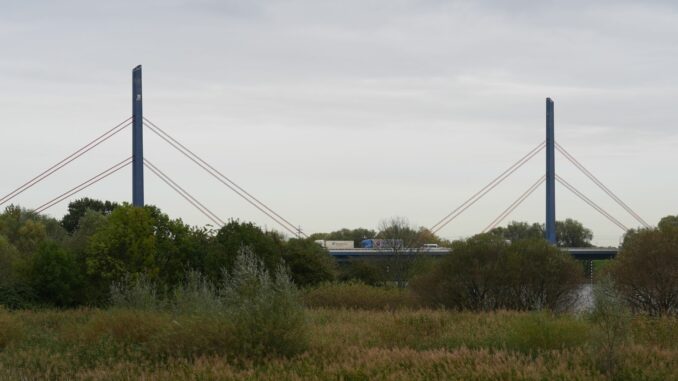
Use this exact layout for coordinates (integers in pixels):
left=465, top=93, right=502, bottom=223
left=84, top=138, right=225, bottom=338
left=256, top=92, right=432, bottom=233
left=1, top=0, right=677, bottom=246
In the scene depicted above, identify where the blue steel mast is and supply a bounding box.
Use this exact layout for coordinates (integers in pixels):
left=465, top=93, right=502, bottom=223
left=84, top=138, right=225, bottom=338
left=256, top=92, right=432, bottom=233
left=132, top=65, right=144, bottom=206
left=545, top=98, right=556, bottom=244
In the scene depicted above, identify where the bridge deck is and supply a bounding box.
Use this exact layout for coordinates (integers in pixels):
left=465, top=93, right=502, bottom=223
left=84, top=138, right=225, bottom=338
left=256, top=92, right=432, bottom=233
left=329, top=247, right=618, bottom=261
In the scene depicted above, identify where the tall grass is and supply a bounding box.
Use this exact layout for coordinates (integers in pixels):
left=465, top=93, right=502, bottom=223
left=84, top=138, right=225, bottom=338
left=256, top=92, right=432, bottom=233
left=302, top=282, right=419, bottom=310
left=105, top=247, right=307, bottom=359
left=0, top=307, right=676, bottom=379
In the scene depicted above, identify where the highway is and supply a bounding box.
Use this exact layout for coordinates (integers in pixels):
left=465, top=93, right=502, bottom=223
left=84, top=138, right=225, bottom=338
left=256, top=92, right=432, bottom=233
left=329, top=247, right=618, bottom=262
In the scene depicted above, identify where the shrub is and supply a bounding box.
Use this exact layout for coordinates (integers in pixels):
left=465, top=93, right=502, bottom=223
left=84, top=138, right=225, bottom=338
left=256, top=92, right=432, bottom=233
left=339, top=260, right=384, bottom=286
left=411, top=235, right=583, bottom=311
left=28, top=242, right=83, bottom=307
left=502, top=239, right=583, bottom=310
left=588, top=276, right=631, bottom=375
left=110, top=274, right=166, bottom=311
left=107, top=247, right=308, bottom=359
left=282, top=239, right=337, bottom=287
left=302, top=282, right=418, bottom=310
left=610, top=224, right=678, bottom=315
left=219, top=247, right=307, bottom=358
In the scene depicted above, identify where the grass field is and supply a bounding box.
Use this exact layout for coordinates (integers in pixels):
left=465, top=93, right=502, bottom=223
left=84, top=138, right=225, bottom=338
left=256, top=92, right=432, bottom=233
left=0, top=307, right=676, bottom=380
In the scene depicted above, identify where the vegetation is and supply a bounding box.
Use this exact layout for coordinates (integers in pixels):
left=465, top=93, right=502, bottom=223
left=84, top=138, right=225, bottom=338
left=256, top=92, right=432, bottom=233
left=410, top=234, right=583, bottom=310
left=609, top=218, right=678, bottom=315
left=1, top=199, right=677, bottom=378
left=490, top=219, right=593, bottom=247
left=0, top=306, right=676, bottom=380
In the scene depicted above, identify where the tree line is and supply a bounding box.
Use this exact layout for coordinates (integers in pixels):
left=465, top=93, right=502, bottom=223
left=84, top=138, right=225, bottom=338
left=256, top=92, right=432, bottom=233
left=0, top=197, right=676, bottom=314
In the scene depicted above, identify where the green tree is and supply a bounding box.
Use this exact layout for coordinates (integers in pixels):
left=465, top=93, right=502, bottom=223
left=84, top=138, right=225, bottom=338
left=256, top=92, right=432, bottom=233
left=609, top=221, right=678, bottom=315
left=282, top=238, right=337, bottom=287
left=85, top=205, right=157, bottom=303
left=503, top=239, right=583, bottom=310
left=556, top=218, right=593, bottom=247
left=61, top=198, right=118, bottom=233
left=28, top=242, right=82, bottom=307
left=205, top=220, right=281, bottom=282
left=411, top=234, right=583, bottom=311
left=658, top=215, right=678, bottom=231
left=490, top=221, right=543, bottom=242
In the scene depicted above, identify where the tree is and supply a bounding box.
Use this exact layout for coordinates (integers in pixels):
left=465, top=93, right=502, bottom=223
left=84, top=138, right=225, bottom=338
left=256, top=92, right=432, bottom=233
left=609, top=221, right=678, bottom=315
left=282, top=238, right=337, bottom=287
left=205, top=220, right=281, bottom=282
left=556, top=218, right=593, bottom=247
left=61, top=198, right=118, bottom=233
left=376, top=217, right=427, bottom=287
left=490, top=221, right=543, bottom=242
left=490, top=219, right=593, bottom=247
left=411, top=233, right=509, bottom=310
left=28, top=242, right=83, bottom=307
left=503, top=239, right=583, bottom=310
left=411, top=234, right=583, bottom=311
left=85, top=205, right=158, bottom=303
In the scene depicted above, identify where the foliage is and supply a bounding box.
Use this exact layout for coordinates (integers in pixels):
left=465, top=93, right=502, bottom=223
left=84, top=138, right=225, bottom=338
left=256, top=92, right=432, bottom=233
left=219, top=247, right=308, bottom=358
left=205, top=220, right=281, bottom=282
left=282, top=238, right=337, bottom=287
left=588, top=276, right=632, bottom=376
left=60, top=198, right=118, bottom=233
left=302, top=282, right=418, bottom=310
left=84, top=205, right=158, bottom=303
left=505, top=311, right=589, bottom=353
left=0, top=308, right=677, bottom=379
left=502, top=239, right=583, bottom=310
left=109, top=247, right=308, bottom=359
left=339, top=260, right=384, bottom=285
left=491, top=219, right=592, bottom=247
left=609, top=221, right=678, bottom=315
left=411, top=235, right=583, bottom=311
left=27, top=242, right=82, bottom=307
left=556, top=218, right=593, bottom=247
left=490, top=221, right=543, bottom=242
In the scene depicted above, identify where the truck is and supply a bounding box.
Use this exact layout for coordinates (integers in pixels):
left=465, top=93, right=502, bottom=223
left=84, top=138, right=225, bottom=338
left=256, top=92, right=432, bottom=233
left=314, top=240, right=355, bottom=249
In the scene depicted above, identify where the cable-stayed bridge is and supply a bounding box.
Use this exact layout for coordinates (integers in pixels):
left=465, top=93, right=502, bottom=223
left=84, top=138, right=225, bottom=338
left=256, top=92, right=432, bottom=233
left=1, top=66, right=650, bottom=261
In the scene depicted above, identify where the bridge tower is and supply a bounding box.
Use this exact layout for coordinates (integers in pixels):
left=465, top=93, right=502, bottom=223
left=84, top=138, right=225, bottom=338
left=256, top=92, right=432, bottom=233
left=545, top=98, right=556, bottom=244
left=132, top=65, right=144, bottom=206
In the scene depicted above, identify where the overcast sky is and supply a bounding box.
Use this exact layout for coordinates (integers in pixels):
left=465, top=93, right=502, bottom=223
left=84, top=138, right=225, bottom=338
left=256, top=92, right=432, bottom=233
left=1, top=0, right=676, bottom=246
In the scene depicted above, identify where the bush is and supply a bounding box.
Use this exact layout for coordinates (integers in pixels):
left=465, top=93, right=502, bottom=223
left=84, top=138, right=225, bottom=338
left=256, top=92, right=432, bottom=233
left=588, top=276, right=631, bottom=375
left=610, top=224, right=678, bottom=315
left=339, top=260, right=384, bottom=286
left=108, top=247, right=308, bottom=359
left=219, top=247, right=307, bottom=357
left=302, top=282, right=418, bottom=310
left=502, top=239, right=583, bottom=310
left=28, top=242, right=83, bottom=307
left=411, top=235, right=583, bottom=311
left=282, top=239, right=337, bottom=287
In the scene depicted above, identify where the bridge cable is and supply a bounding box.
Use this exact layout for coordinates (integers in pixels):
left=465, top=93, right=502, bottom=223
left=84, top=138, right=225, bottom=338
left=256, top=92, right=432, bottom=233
left=33, top=157, right=132, bottom=214
left=431, top=141, right=545, bottom=235
left=555, top=174, right=628, bottom=231
left=144, top=158, right=225, bottom=227
left=0, top=117, right=132, bottom=207
left=555, top=143, right=650, bottom=228
left=142, top=118, right=304, bottom=238
left=482, top=175, right=546, bottom=233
